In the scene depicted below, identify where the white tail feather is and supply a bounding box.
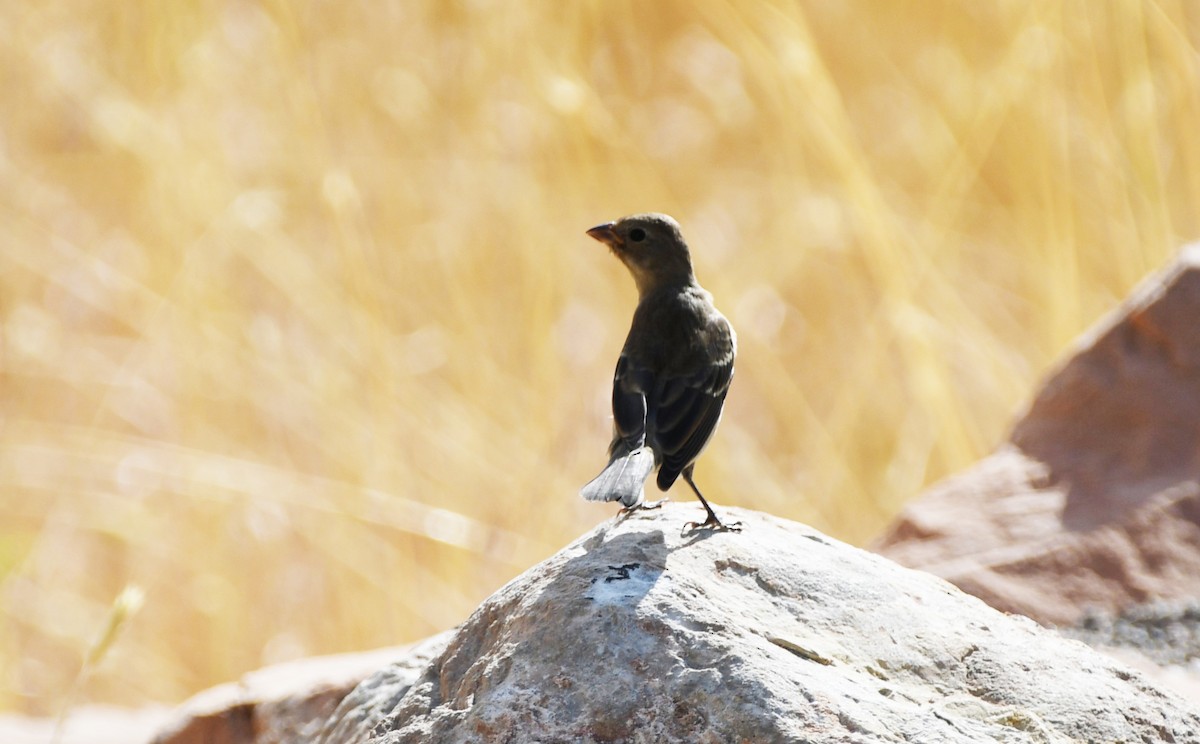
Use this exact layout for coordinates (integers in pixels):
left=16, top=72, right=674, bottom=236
left=579, top=447, right=655, bottom=508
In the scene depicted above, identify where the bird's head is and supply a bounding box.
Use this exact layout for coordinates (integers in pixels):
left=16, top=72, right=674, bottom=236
left=586, top=213, right=695, bottom=297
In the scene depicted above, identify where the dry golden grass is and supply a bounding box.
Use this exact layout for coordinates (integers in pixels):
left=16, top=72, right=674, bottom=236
left=3, top=0, right=1200, bottom=716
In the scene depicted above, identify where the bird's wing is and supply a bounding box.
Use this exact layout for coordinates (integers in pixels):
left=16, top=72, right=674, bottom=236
left=608, top=354, right=650, bottom=458
left=652, top=339, right=735, bottom=490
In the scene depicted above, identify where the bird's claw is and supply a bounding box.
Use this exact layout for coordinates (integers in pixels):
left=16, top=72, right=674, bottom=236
left=682, top=514, right=743, bottom=533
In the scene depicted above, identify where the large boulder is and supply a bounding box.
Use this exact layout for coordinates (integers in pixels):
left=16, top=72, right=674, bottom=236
left=875, top=244, right=1200, bottom=627
left=314, top=504, right=1199, bottom=743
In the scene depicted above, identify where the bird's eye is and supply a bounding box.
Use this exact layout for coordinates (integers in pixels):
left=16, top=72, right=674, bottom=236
left=629, top=228, right=646, bottom=242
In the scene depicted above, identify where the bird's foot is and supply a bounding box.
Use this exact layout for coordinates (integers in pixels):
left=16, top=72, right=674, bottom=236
left=682, top=512, right=743, bottom=533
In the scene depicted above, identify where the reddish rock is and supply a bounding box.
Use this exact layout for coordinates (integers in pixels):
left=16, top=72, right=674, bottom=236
left=150, top=635, right=450, bottom=744
left=875, top=244, right=1200, bottom=626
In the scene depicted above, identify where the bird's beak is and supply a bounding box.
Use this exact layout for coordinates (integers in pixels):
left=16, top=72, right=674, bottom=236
left=586, top=222, right=620, bottom=247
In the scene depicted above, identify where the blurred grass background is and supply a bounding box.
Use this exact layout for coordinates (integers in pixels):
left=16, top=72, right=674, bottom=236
left=3, top=0, right=1200, bottom=716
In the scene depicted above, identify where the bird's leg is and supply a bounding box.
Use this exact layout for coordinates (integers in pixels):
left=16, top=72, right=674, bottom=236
left=680, top=468, right=742, bottom=532
left=618, top=497, right=668, bottom=517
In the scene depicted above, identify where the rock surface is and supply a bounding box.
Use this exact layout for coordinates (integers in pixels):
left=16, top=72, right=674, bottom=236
left=151, top=637, right=450, bottom=744
left=875, top=244, right=1200, bottom=627
left=316, top=503, right=1200, bottom=743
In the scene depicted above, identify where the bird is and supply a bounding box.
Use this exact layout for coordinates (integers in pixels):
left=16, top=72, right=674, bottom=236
left=579, top=213, right=740, bottom=532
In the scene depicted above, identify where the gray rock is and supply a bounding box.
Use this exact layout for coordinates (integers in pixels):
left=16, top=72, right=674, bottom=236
left=1068, top=600, right=1200, bottom=667
left=315, top=633, right=453, bottom=744
left=319, top=504, right=1200, bottom=743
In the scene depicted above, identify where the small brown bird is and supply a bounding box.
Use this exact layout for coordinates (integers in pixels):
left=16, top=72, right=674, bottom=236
left=580, top=213, right=740, bottom=531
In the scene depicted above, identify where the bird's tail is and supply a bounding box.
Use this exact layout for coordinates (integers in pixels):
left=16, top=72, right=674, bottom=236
left=579, top=447, right=655, bottom=509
